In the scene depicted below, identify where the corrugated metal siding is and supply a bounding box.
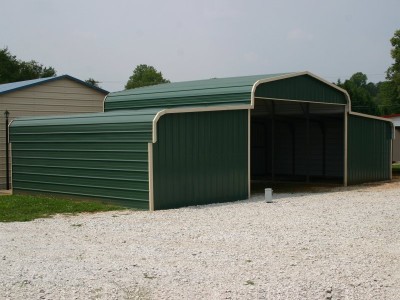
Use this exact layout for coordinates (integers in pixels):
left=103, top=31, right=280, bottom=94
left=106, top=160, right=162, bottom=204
left=0, top=78, right=106, bottom=189
left=106, top=92, right=250, bottom=111
left=348, top=114, right=392, bottom=184
left=105, top=73, right=288, bottom=111
left=255, top=75, right=347, bottom=104
left=10, top=110, right=157, bottom=208
left=153, top=110, right=248, bottom=210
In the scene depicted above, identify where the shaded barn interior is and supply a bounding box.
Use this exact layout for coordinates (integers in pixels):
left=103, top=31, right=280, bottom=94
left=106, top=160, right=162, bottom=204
left=251, top=99, right=345, bottom=184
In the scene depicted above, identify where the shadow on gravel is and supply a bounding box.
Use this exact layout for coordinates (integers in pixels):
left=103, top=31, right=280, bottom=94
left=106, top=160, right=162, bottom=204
left=175, top=174, right=400, bottom=211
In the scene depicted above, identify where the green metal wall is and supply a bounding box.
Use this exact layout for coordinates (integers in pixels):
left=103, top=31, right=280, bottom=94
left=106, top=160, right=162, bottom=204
left=10, top=110, right=158, bottom=209
left=152, top=110, right=249, bottom=210
left=255, top=75, right=347, bottom=104
left=347, top=114, right=392, bottom=184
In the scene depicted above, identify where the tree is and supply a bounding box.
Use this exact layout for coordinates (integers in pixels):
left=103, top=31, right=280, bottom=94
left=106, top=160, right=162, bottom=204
left=377, top=81, right=399, bottom=115
left=125, top=64, right=170, bottom=90
left=0, top=47, right=19, bottom=83
left=337, top=72, right=380, bottom=116
left=384, top=29, right=400, bottom=113
left=0, top=47, right=56, bottom=84
left=85, top=78, right=100, bottom=88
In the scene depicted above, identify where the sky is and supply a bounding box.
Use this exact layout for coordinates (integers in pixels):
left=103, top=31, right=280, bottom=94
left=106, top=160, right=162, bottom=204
left=1, top=0, right=399, bottom=92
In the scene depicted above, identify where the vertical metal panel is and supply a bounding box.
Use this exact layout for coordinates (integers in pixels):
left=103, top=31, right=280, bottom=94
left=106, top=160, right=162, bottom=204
left=10, top=111, right=157, bottom=209
left=393, top=128, right=400, bottom=162
left=347, top=115, right=392, bottom=184
left=255, top=75, right=347, bottom=104
left=153, top=110, right=248, bottom=210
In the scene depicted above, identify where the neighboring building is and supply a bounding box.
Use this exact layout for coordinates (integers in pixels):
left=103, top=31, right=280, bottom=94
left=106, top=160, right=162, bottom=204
left=0, top=75, right=108, bottom=190
left=383, top=114, right=400, bottom=162
left=10, top=72, right=393, bottom=210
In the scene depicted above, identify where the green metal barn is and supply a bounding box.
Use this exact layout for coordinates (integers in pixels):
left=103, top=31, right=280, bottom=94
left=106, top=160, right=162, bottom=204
left=9, top=72, right=394, bottom=210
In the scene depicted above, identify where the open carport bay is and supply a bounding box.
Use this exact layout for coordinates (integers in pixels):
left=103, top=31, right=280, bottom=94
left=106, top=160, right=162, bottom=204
left=251, top=100, right=345, bottom=185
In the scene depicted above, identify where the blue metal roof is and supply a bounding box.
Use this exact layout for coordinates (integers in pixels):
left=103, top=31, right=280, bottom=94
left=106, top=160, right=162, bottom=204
left=0, top=75, right=108, bottom=95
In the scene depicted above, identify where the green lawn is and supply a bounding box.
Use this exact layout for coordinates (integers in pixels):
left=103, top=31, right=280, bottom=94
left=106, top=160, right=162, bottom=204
left=0, top=194, right=125, bottom=222
left=393, top=163, right=400, bottom=174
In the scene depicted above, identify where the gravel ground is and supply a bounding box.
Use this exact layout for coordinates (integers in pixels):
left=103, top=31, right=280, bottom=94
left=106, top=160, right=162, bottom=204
left=1, top=181, right=400, bottom=300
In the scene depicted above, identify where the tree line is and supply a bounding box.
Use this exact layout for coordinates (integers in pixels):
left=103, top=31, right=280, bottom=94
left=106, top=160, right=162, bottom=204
left=1, top=29, right=399, bottom=116
left=336, top=29, right=400, bottom=116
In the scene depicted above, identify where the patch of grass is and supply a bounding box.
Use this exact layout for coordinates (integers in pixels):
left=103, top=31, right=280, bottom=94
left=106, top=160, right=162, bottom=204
left=393, top=163, right=400, bottom=173
left=0, top=195, right=126, bottom=222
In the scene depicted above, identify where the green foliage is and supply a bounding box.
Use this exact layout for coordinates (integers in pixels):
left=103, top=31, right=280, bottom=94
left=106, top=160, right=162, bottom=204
left=337, top=72, right=380, bottom=115
left=0, top=194, right=125, bottom=222
left=383, top=29, right=400, bottom=113
left=0, top=47, right=56, bottom=84
left=386, top=30, right=400, bottom=84
left=85, top=77, right=100, bottom=88
left=376, top=80, right=399, bottom=115
left=125, top=64, right=170, bottom=90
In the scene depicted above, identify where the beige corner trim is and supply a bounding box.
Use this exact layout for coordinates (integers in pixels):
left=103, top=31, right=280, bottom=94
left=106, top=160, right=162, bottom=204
left=102, top=94, right=108, bottom=113
left=148, top=142, right=154, bottom=211
left=247, top=109, right=251, bottom=199
left=152, top=105, right=251, bottom=143
left=344, top=106, right=348, bottom=186
left=7, top=119, right=14, bottom=141
left=7, top=119, right=14, bottom=190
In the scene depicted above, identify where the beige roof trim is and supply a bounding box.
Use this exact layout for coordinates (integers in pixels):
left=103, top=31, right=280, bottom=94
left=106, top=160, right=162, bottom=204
left=250, top=71, right=352, bottom=110
left=349, top=111, right=395, bottom=134
left=152, top=105, right=251, bottom=143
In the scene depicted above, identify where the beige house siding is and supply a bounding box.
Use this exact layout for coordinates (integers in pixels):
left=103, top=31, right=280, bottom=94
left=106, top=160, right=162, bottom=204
left=0, top=78, right=106, bottom=189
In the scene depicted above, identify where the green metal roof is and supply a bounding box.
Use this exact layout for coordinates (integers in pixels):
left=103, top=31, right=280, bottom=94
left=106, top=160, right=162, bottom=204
left=105, top=73, right=290, bottom=111
left=10, top=108, right=160, bottom=128
left=104, top=72, right=352, bottom=111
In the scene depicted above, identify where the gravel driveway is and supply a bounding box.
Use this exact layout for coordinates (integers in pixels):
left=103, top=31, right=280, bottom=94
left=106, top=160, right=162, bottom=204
left=1, top=181, right=400, bottom=300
